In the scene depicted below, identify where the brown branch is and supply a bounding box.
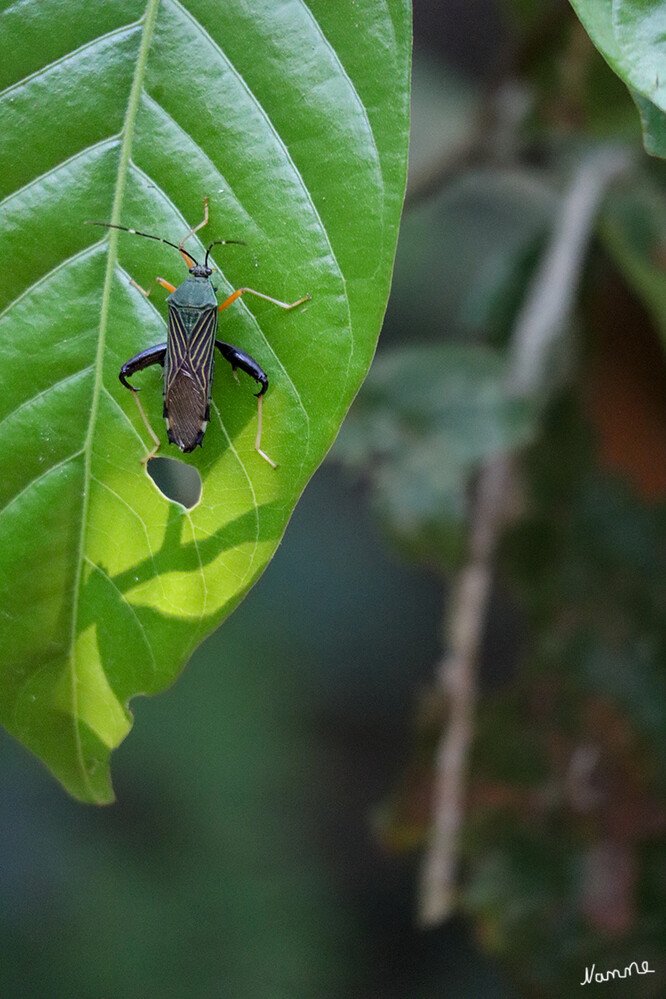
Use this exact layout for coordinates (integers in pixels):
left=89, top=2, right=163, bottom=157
left=417, top=148, right=631, bottom=927
left=417, top=456, right=513, bottom=926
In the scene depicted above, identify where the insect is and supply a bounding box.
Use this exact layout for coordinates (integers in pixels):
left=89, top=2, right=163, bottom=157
left=89, top=199, right=309, bottom=467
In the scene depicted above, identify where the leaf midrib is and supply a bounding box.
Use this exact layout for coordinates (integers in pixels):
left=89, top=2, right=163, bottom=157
left=67, top=0, right=161, bottom=800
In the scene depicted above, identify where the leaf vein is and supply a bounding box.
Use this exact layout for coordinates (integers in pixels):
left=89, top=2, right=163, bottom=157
left=0, top=365, right=95, bottom=435
left=0, top=448, right=85, bottom=519
left=0, top=241, right=106, bottom=323
left=0, top=134, right=121, bottom=214
left=0, top=20, right=143, bottom=101
left=83, top=556, right=159, bottom=680
left=66, top=0, right=161, bottom=799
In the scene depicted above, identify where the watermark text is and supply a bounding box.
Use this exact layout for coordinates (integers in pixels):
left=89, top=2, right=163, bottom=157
left=581, top=961, right=655, bottom=985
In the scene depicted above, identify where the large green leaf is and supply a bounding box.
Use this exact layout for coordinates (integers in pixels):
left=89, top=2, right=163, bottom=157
left=569, top=0, right=666, bottom=155
left=0, top=0, right=411, bottom=801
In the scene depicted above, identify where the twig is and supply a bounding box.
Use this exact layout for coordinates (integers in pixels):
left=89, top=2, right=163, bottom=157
left=417, top=455, right=512, bottom=927
left=417, top=148, right=631, bottom=927
left=507, top=149, right=632, bottom=396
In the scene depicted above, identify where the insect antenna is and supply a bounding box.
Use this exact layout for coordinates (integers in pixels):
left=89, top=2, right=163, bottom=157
left=204, top=239, right=248, bottom=270
left=86, top=221, right=200, bottom=266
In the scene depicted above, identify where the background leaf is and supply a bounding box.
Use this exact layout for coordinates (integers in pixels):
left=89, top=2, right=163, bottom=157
left=599, top=173, right=666, bottom=347
left=0, top=0, right=411, bottom=801
left=569, top=0, right=666, bottom=155
left=630, top=90, right=666, bottom=158
left=335, top=344, right=536, bottom=568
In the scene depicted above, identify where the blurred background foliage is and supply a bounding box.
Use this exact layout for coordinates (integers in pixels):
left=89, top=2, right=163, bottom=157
left=1, top=1, right=665, bottom=997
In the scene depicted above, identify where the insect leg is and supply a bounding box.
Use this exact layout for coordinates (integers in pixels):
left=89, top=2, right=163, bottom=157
left=215, top=340, right=276, bottom=469
left=218, top=288, right=311, bottom=313
left=133, top=393, right=162, bottom=464
left=119, top=344, right=167, bottom=463
left=254, top=394, right=277, bottom=469
left=215, top=341, right=268, bottom=396
left=119, top=344, right=167, bottom=390
left=178, top=196, right=210, bottom=261
left=130, top=276, right=177, bottom=298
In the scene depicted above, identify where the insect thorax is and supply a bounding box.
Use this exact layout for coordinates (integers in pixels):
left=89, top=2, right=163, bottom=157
left=174, top=305, right=213, bottom=337
left=168, top=275, right=217, bottom=313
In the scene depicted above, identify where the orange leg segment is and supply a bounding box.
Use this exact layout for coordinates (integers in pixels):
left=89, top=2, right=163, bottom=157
left=130, top=275, right=177, bottom=298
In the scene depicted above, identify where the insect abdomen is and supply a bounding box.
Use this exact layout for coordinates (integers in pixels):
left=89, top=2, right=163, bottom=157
left=165, top=370, right=208, bottom=452
left=164, top=302, right=216, bottom=452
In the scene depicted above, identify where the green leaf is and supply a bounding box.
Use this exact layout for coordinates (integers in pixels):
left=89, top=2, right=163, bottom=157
left=599, top=174, right=666, bottom=348
left=392, top=169, right=556, bottom=343
left=569, top=0, right=666, bottom=155
left=630, top=89, right=666, bottom=157
left=0, top=0, right=411, bottom=801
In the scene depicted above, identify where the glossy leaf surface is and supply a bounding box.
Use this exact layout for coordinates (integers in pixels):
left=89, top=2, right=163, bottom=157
left=0, top=0, right=411, bottom=801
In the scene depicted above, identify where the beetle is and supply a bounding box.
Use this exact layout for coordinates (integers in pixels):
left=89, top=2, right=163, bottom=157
left=88, top=200, right=309, bottom=466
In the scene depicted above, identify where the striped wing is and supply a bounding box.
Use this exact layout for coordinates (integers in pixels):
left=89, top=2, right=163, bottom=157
left=164, top=305, right=218, bottom=452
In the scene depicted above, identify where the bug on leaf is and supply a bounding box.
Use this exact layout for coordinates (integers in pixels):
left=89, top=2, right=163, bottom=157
left=89, top=199, right=309, bottom=467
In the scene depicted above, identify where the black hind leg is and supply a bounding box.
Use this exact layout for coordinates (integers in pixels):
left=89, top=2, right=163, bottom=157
left=119, top=344, right=167, bottom=390
left=215, top=340, right=275, bottom=468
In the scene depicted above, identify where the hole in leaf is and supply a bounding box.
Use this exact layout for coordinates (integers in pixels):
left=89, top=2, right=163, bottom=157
left=147, top=456, right=202, bottom=509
